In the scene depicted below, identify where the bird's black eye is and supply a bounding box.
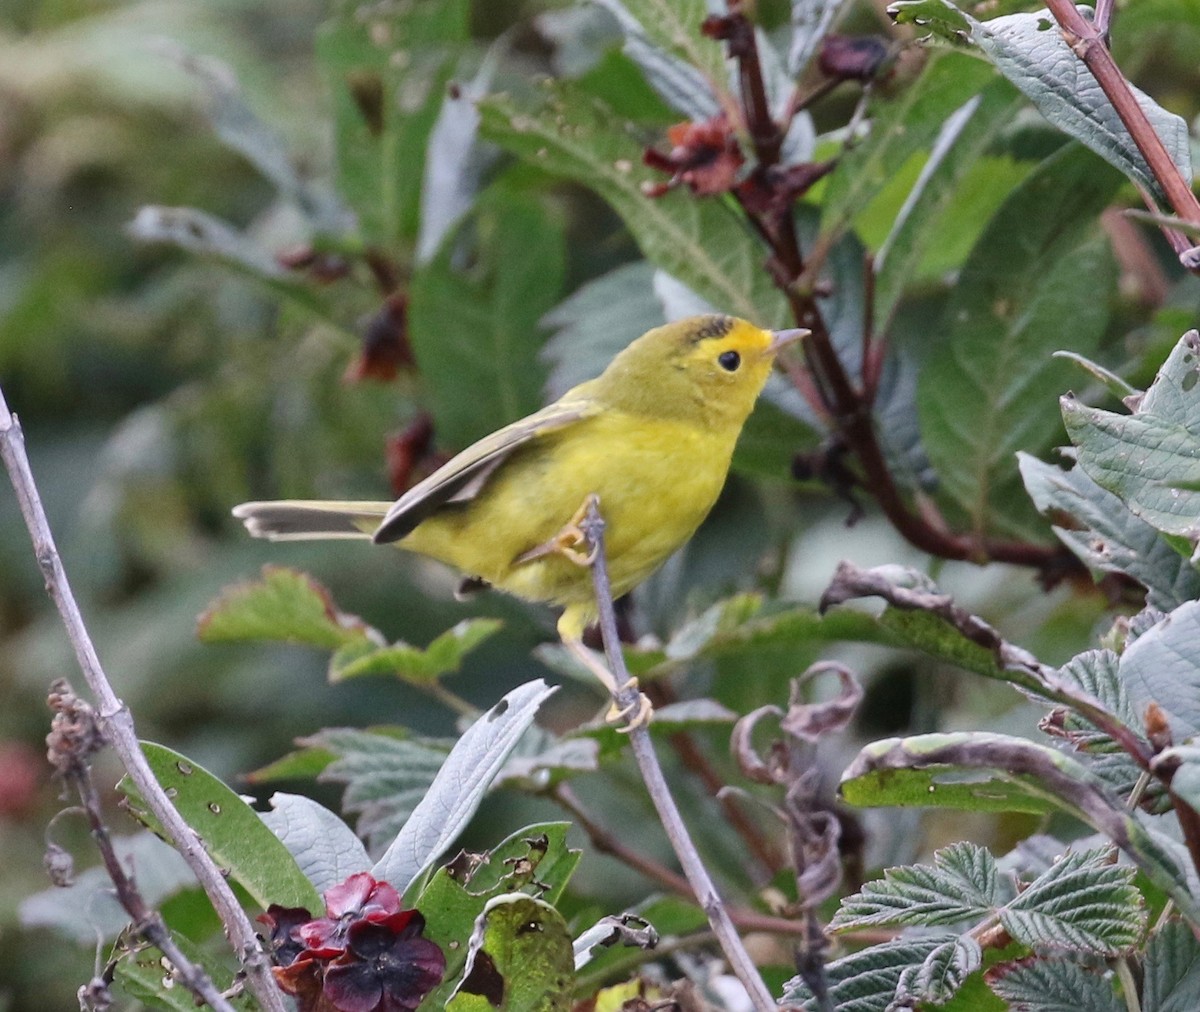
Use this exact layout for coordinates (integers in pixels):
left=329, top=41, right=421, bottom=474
left=718, top=350, right=741, bottom=372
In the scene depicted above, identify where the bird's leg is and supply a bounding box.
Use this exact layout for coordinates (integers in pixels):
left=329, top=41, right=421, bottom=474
left=514, top=494, right=600, bottom=567
left=563, top=637, right=653, bottom=732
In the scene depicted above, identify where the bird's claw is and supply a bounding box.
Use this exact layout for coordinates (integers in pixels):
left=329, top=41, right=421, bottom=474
left=607, top=680, right=654, bottom=733
left=515, top=494, right=601, bottom=567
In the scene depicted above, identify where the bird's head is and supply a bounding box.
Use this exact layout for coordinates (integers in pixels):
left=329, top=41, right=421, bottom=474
left=594, top=314, right=806, bottom=429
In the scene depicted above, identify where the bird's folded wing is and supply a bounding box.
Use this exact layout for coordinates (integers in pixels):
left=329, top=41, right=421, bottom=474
left=373, top=398, right=599, bottom=543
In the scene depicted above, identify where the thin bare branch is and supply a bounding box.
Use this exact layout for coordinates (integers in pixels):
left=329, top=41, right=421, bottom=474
left=578, top=500, right=778, bottom=1012
left=0, top=385, right=287, bottom=1012
left=47, top=682, right=237, bottom=1012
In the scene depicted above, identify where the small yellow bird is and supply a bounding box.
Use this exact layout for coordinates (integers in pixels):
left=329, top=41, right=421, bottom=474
left=234, top=314, right=804, bottom=719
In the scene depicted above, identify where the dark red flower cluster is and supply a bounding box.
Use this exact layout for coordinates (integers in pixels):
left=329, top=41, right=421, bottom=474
left=642, top=115, right=746, bottom=197
left=260, top=872, right=445, bottom=1012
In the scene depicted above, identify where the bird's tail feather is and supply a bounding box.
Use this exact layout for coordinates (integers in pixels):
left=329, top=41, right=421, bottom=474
left=232, top=501, right=392, bottom=541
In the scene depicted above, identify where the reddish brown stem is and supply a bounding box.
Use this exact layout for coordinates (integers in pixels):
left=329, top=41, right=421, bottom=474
left=1046, top=1, right=1200, bottom=237
left=722, top=2, right=1082, bottom=575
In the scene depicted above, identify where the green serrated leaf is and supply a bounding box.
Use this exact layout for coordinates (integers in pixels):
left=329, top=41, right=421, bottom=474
left=1063, top=330, right=1200, bottom=543
left=120, top=743, right=322, bottom=912
left=197, top=565, right=376, bottom=650
left=989, top=956, right=1124, bottom=1012
left=918, top=143, right=1122, bottom=539
left=833, top=843, right=1143, bottom=957
left=781, top=935, right=957, bottom=1009
left=330, top=618, right=503, bottom=684
left=1047, top=649, right=1152, bottom=801
left=1119, top=602, right=1200, bottom=741
left=1002, top=848, right=1145, bottom=955
left=281, top=727, right=451, bottom=855
left=840, top=732, right=1200, bottom=924
left=410, top=185, right=564, bottom=448
left=895, top=935, right=982, bottom=1006
left=890, top=1, right=1191, bottom=202
left=478, top=83, right=787, bottom=326
left=831, top=842, right=1003, bottom=932
left=447, top=894, right=574, bottom=1011
left=1143, top=918, right=1200, bottom=1012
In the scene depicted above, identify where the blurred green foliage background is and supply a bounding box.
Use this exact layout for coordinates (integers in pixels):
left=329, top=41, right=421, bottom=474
left=4, top=0, right=1200, bottom=1007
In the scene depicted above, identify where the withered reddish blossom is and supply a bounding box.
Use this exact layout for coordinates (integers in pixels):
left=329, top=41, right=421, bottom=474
left=259, top=874, right=444, bottom=1012
left=386, top=413, right=437, bottom=497
left=643, top=116, right=745, bottom=197
left=818, top=35, right=892, bottom=83
left=344, top=293, right=412, bottom=383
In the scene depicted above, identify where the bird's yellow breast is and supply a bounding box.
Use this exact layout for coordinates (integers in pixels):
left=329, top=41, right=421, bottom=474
left=400, top=408, right=738, bottom=614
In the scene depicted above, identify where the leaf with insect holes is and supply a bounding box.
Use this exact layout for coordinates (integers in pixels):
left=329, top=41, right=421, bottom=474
left=413, top=824, right=581, bottom=1010
left=197, top=565, right=377, bottom=650
left=116, top=931, right=259, bottom=1012
left=446, top=894, right=575, bottom=1011
left=119, top=743, right=321, bottom=912
left=1019, top=452, right=1200, bottom=611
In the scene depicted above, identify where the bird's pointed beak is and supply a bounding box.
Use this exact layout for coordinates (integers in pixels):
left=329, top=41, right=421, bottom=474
left=769, top=328, right=809, bottom=353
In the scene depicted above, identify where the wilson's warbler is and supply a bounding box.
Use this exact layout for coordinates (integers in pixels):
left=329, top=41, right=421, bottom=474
left=234, top=314, right=803, bottom=717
